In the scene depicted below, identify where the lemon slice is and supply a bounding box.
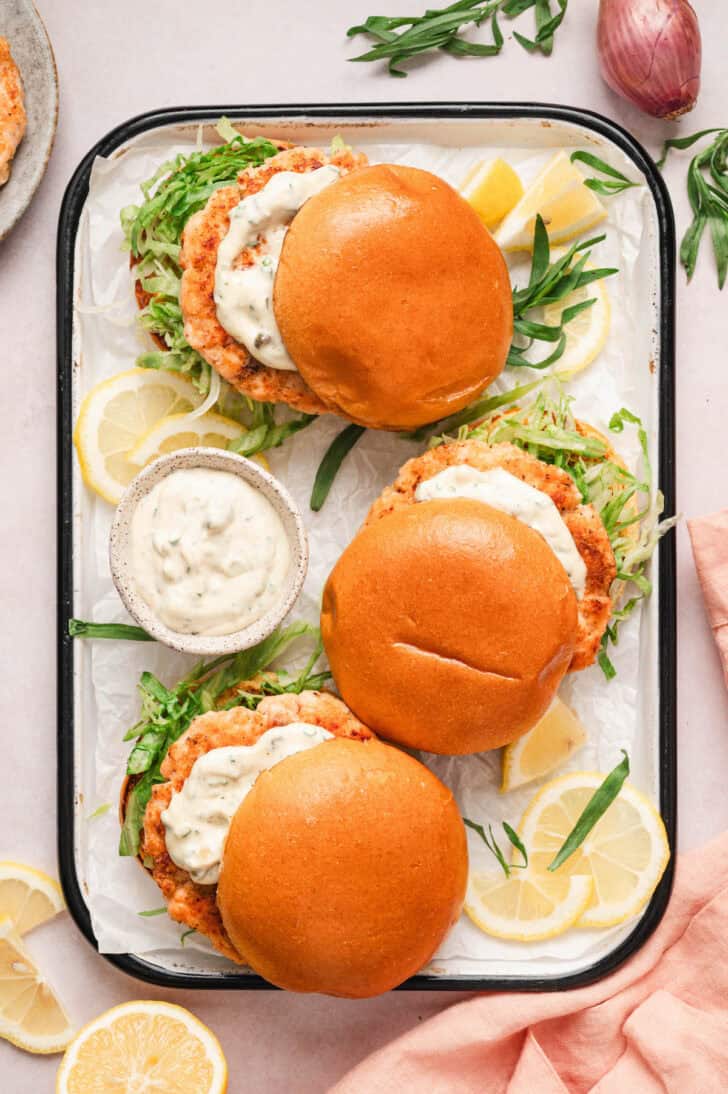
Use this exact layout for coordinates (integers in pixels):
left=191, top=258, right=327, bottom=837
left=542, top=256, right=611, bottom=376
left=56, top=1000, right=228, bottom=1094
left=494, top=151, right=607, bottom=252
left=128, top=411, right=246, bottom=466
left=501, top=698, right=587, bottom=792
left=0, top=862, right=64, bottom=936
left=459, top=157, right=524, bottom=230
left=465, top=870, right=592, bottom=942
left=0, top=918, right=74, bottom=1054
left=519, top=772, right=670, bottom=929
left=73, top=369, right=203, bottom=504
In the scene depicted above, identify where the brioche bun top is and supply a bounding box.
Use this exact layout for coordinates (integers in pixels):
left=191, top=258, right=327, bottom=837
left=217, top=736, right=467, bottom=997
left=320, top=499, right=578, bottom=754
left=273, top=163, right=512, bottom=430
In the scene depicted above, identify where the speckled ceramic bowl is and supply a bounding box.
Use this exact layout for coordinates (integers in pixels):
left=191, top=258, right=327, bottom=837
left=109, top=448, right=309, bottom=656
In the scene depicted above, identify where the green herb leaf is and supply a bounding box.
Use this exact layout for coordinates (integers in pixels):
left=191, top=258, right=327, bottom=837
left=138, top=907, right=168, bottom=917
left=657, top=128, right=728, bottom=289
left=548, top=751, right=630, bottom=871
left=570, top=151, right=638, bottom=194
left=346, top=0, right=568, bottom=76
left=464, top=818, right=529, bottom=878
left=502, top=822, right=528, bottom=868
left=597, top=644, right=617, bottom=681
left=656, top=127, right=725, bottom=170
left=180, top=928, right=197, bottom=945
left=508, top=219, right=616, bottom=371
left=310, top=425, right=366, bottom=511
left=69, top=619, right=153, bottom=642
left=87, top=803, right=112, bottom=821
left=229, top=412, right=315, bottom=458
left=529, top=214, right=551, bottom=287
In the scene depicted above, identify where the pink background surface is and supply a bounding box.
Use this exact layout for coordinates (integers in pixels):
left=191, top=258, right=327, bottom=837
left=1, top=1, right=726, bottom=1089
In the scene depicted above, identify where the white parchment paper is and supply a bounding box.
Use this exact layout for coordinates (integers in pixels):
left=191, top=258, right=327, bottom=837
left=70, top=116, right=663, bottom=980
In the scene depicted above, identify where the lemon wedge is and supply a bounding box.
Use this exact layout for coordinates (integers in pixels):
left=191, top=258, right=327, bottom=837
left=494, top=150, right=607, bottom=252
left=128, top=411, right=246, bottom=467
left=518, top=772, right=670, bottom=929
left=74, top=369, right=203, bottom=504
left=501, top=698, right=587, bottom=792
left=0, top=918, right=74, bottom=1054
left=0, top=862, right=64, bottom=937
left=465, top=870, right=592, bottom=942
left=56, top=1000, right=228, bottom=1094
left=459, top=157, right=524, bottom=230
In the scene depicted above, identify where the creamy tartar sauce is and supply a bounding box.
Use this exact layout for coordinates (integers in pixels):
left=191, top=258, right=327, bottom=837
left=214, top=165, right=341, bottom=371
left=130, top=467, right=291, bottom=636
left=415, top=465, right=586, bottom=598
left=162, top=724, right=333, bottom=884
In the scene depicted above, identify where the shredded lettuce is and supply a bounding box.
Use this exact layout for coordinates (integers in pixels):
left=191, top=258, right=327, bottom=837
left=438, top=388, right=676, bottom=678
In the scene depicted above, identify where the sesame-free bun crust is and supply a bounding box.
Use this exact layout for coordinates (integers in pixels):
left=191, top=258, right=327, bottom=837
left=217, top=737, right=468, bottom=997
left=321, top=499, right=579, bottom=754
left=273, top=164, right=512, bottom=430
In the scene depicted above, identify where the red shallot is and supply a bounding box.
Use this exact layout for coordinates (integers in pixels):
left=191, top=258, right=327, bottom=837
left=597, top=0, right=701, bottom=119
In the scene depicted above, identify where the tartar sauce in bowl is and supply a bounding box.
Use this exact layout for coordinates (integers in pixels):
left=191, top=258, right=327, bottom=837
left=131, top=467, right=291, bottom=637
left=109, top=448, right=308, bottom=655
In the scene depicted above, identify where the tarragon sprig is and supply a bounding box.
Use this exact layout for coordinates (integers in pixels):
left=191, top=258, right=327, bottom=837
left=347, top=0, right=568, bottom=78
left=657, top=127, right=728, bottom=289
left=509, top=215, right=617, bottom=370
left=569, top=151, right=639, bottom=195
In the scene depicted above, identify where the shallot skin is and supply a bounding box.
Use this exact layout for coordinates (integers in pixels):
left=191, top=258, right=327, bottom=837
left=597, top=0, right=701, bottom=119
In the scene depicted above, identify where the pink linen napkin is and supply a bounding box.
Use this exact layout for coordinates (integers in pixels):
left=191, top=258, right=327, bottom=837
left=688, top=509, right=728, bottom=686
left=332, top=832, right=728, bottom=1093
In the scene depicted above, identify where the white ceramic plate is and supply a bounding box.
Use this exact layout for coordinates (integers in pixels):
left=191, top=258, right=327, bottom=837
left=0, top=0, right=57, bottom=241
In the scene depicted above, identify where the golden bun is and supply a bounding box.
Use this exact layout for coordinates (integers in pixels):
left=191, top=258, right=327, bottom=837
left=321, top=499, right=578, bottom=754
left=217, top=737, right=467, bottom=997
left=273, top=164, right=512, bottom=430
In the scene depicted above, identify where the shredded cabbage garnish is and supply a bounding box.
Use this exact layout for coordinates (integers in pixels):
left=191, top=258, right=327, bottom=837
left=436, top=389, right=676, bottom=679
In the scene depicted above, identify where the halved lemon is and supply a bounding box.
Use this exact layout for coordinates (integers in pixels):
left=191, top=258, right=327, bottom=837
left=542, top=256, right=611, bottom=376
left=459, top=157, right=524, bottom=230
left=56, top=1000, right=228, bottom=1094
left=128, top=411, right=248, bottom=467
left=0, top=862, right=64, bottom=936
left=0, top=918, right=74, bottom=1054
left=465, top=870, right=592, bottom=942
left=501, top=698, right=587, bottom=793
left=74, top=369, right=203, bottom=504
left=494, top=151, right=607, bottom=252
left=519, top=772, right=670, bottom=928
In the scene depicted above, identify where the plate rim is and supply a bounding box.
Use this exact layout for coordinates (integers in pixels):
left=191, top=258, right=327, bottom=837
left=0, top=0, right=59, bottom=241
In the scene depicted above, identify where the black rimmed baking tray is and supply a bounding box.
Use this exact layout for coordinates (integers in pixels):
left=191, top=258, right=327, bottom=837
left=57, top=102, right=676, bottom=992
